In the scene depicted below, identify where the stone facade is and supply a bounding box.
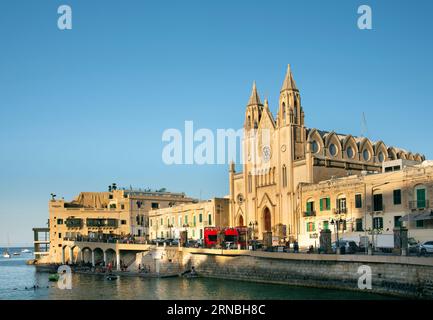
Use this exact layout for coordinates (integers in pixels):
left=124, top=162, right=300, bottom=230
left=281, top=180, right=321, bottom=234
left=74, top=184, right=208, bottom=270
left=148, top=198, right=230, bottom=241
left=299, top=161, right=433, bottom=246
left=46, top=188, right=194, bottom=263
left=229, top=65, right=426, bottom=243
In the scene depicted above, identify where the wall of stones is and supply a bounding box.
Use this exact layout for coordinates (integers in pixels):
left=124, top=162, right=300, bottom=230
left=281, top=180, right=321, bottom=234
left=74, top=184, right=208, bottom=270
left=177, top=250, right=433, bottom=299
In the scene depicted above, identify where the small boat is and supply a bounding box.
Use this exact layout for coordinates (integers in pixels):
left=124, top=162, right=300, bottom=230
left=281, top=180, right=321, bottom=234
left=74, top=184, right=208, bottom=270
left=48, top=274, right=59, bottom=282
left=13, top=252, right=20, bottom=256
left=105, top=273, right=118, bottom=281
left=2, top=251, right=11, bottom=259
left=21, top=249, right=32, bottom=254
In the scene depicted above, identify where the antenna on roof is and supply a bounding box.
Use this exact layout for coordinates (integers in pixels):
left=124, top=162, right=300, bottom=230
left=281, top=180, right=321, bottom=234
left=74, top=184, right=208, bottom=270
left=361, top=112, right=369, bottom=138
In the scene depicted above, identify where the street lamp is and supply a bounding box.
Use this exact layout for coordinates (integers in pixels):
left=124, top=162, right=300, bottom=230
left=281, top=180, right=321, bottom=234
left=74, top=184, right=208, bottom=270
left=249, top=221, right=258, bottom=250
left=330, top=218, right=344, bottom=254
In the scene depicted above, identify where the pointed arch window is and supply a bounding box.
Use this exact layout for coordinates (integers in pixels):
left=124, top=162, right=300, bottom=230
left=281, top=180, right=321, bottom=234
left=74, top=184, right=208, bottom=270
left=282, top=103, right=286, bottom=125
left=282, top=165, right=287, bottom=187
left=248, top=172, right=252, bottom=193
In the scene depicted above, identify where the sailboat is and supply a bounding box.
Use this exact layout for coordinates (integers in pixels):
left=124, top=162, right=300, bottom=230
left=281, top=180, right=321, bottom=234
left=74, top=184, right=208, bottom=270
left=2, top=235, right=11, bottom=258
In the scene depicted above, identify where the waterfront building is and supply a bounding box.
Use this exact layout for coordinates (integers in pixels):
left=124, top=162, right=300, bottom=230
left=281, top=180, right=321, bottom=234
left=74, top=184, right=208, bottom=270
left=44, top=187, right=194, bottom=263
left=229, top=65, right=426, bottom=243
left=149, top=198, right=230, bottom=241
left=298, top=160, right=433, bottom=247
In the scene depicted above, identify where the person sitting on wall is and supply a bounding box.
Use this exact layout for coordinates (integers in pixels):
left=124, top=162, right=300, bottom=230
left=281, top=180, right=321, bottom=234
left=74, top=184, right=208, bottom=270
left=293, top=241, right=299, bottom=253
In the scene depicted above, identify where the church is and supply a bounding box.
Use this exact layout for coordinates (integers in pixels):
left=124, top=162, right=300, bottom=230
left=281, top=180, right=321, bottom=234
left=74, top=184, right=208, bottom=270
left=228, top=65, right=425, bottom=243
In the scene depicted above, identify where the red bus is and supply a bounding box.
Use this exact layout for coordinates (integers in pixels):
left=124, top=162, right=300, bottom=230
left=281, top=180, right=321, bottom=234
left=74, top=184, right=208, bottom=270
left=204, top=227, right=248, bottom=249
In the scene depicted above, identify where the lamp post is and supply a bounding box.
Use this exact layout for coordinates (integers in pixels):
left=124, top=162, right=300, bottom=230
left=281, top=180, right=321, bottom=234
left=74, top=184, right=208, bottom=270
left=330, top=217, right=343, bottom=254
left=249, top=221, right=258, bottom=250
left=168, top=224, right=174, bottom=239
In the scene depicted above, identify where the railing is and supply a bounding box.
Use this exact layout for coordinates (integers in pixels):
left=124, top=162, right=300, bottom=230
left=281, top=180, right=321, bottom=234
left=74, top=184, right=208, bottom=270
left=333, top=208, right=347, bottom=214
left=409, top=200, right=430, bottom=210
left=303, top=211, right=316, bottom=217
left=373, top=205, right=385, bottom=213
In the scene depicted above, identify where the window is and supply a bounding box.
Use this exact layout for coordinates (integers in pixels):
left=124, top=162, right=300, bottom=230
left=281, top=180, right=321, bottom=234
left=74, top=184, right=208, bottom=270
left=193, top=215, right=197, bottom=227
left=373, top=194, right=383, bottom=211
left=160, top=218, right=163, bottom=226
left=306, top=201, right=315, bottom=213
left=178, top=216, right=182, bottom=227
left=416, top=188, right=426, bottom=208
left=109, top=204, right=116, bottom=209
left=200, top=229, right=203, bottom=239
left=320, top=197, right=331, bottom=211
left=337, top=198, right=346, bottom=212
left=416, top=220, right=424, bottom=228
left=208, top=214, right=212, bottom=226
left=363, top=149, right=370, bottom=161
left=306, top=222, right=315, bottom=232
left=355, top=194, right=362, bottom=209
left=248, top=173, right=252, bottom=193
left=150, top=219, right=152, bottom=227
left=282, top=165, right=287, bottom=187
left=151, top=202, right=159, bottom=209
left=329, top=144, right=337, bottom=156
left=121, top=220, right=127, bottom=225
left=393, top=190, right=402, bottom=205
left=109, top=194, right=113, bottom=199
left=282, top=103, right=286, bottom=125
left=373, top=217, right=383, bottom=230
left=192, top=229, right=195, bottom=237
left=394, top=216, right=402, bottom=228
left=58, top=233, right=62, bottom=239
left=161, top=232, right=163, bottom=238
left=347, top=146, right=354, bottom=159
left=57, top=219, right=63, bottom=225
left=184, top=215, right=188, bottom=225
left=311, top=141, right=319, bottom=153
left=378, top=152, right=385, bottom=162
left=121, top=204, right=125, bottom=210
left=356, top=218, right=363, bottom=232
left=323, top=221, right=329, bottom=231
left=199, top=213, right=203, bottom=223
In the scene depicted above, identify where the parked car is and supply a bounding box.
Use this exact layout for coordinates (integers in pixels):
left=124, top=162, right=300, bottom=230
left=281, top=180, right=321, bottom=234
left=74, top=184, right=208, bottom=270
left=408, top=237, right=419, bottom=254
left=331, top=240, right=359, bottom=254
left=418, top=241, right=433, bottom=255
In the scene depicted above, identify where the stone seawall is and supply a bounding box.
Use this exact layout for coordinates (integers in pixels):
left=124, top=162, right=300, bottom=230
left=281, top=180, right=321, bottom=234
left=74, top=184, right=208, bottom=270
left=174, top=249, right=433, bottom=299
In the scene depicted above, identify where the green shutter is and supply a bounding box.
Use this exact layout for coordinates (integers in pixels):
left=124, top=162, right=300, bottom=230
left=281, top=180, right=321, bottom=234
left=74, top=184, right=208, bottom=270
left=320, top=199, right=323, bottom=211
left=326, top=198, right=330, bottom=210
left=417, top=189, right=426, bottom=208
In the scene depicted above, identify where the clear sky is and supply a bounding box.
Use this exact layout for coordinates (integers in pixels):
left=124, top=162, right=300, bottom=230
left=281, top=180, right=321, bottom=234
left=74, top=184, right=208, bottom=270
left=0, top=0, right=432, bottom=246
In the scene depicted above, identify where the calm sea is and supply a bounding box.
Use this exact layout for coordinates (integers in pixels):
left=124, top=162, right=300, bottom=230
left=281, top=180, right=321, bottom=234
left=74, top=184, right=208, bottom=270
left=0, top=247, right=394, bottom=300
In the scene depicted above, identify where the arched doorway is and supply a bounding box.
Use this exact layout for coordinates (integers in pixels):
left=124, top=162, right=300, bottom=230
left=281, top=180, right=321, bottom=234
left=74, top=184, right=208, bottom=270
left=263, top=207, right=271, bottom=232
left=238, top=215, right=244, bottom=227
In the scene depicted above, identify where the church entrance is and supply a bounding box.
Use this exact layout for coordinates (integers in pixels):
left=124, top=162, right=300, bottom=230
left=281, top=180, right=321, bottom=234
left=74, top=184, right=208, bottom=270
left=263, top=207, right=272, bottom=232
left=238, top=215, right=244, bottom=227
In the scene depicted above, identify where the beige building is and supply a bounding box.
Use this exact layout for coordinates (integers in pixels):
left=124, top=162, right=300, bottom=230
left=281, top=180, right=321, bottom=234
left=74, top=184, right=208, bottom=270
left=46, top=187, right=194, bottom=263
left=149, top=198, right=229, bottom=241
left=298, top=160, right=433, bottom=246
left=229, top=65, right=426, bottom=242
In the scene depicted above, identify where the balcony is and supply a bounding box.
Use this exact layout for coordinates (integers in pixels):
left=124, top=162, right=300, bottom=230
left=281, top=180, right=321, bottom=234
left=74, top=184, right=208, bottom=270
left=303, top=210, right=316, bottom=217
left=65, top=218, right=83, bottom=228
left=333, top=208, right=347, bottom=215
left=409, top=200, right=430, bottom=210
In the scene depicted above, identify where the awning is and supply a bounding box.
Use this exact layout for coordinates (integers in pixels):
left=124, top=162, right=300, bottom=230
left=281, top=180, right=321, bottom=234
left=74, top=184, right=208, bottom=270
left=400, top=210, right=433, bottom=222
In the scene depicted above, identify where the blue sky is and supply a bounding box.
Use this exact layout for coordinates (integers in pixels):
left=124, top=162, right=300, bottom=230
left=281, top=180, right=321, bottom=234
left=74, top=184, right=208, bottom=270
left=0, top=0, right=432, bottom=246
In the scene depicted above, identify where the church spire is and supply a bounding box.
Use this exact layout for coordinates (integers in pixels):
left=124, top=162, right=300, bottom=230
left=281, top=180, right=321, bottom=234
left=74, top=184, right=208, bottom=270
left=247, top=81, right=263, bottom=106
left=281, top=64, right=298, bottom=92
